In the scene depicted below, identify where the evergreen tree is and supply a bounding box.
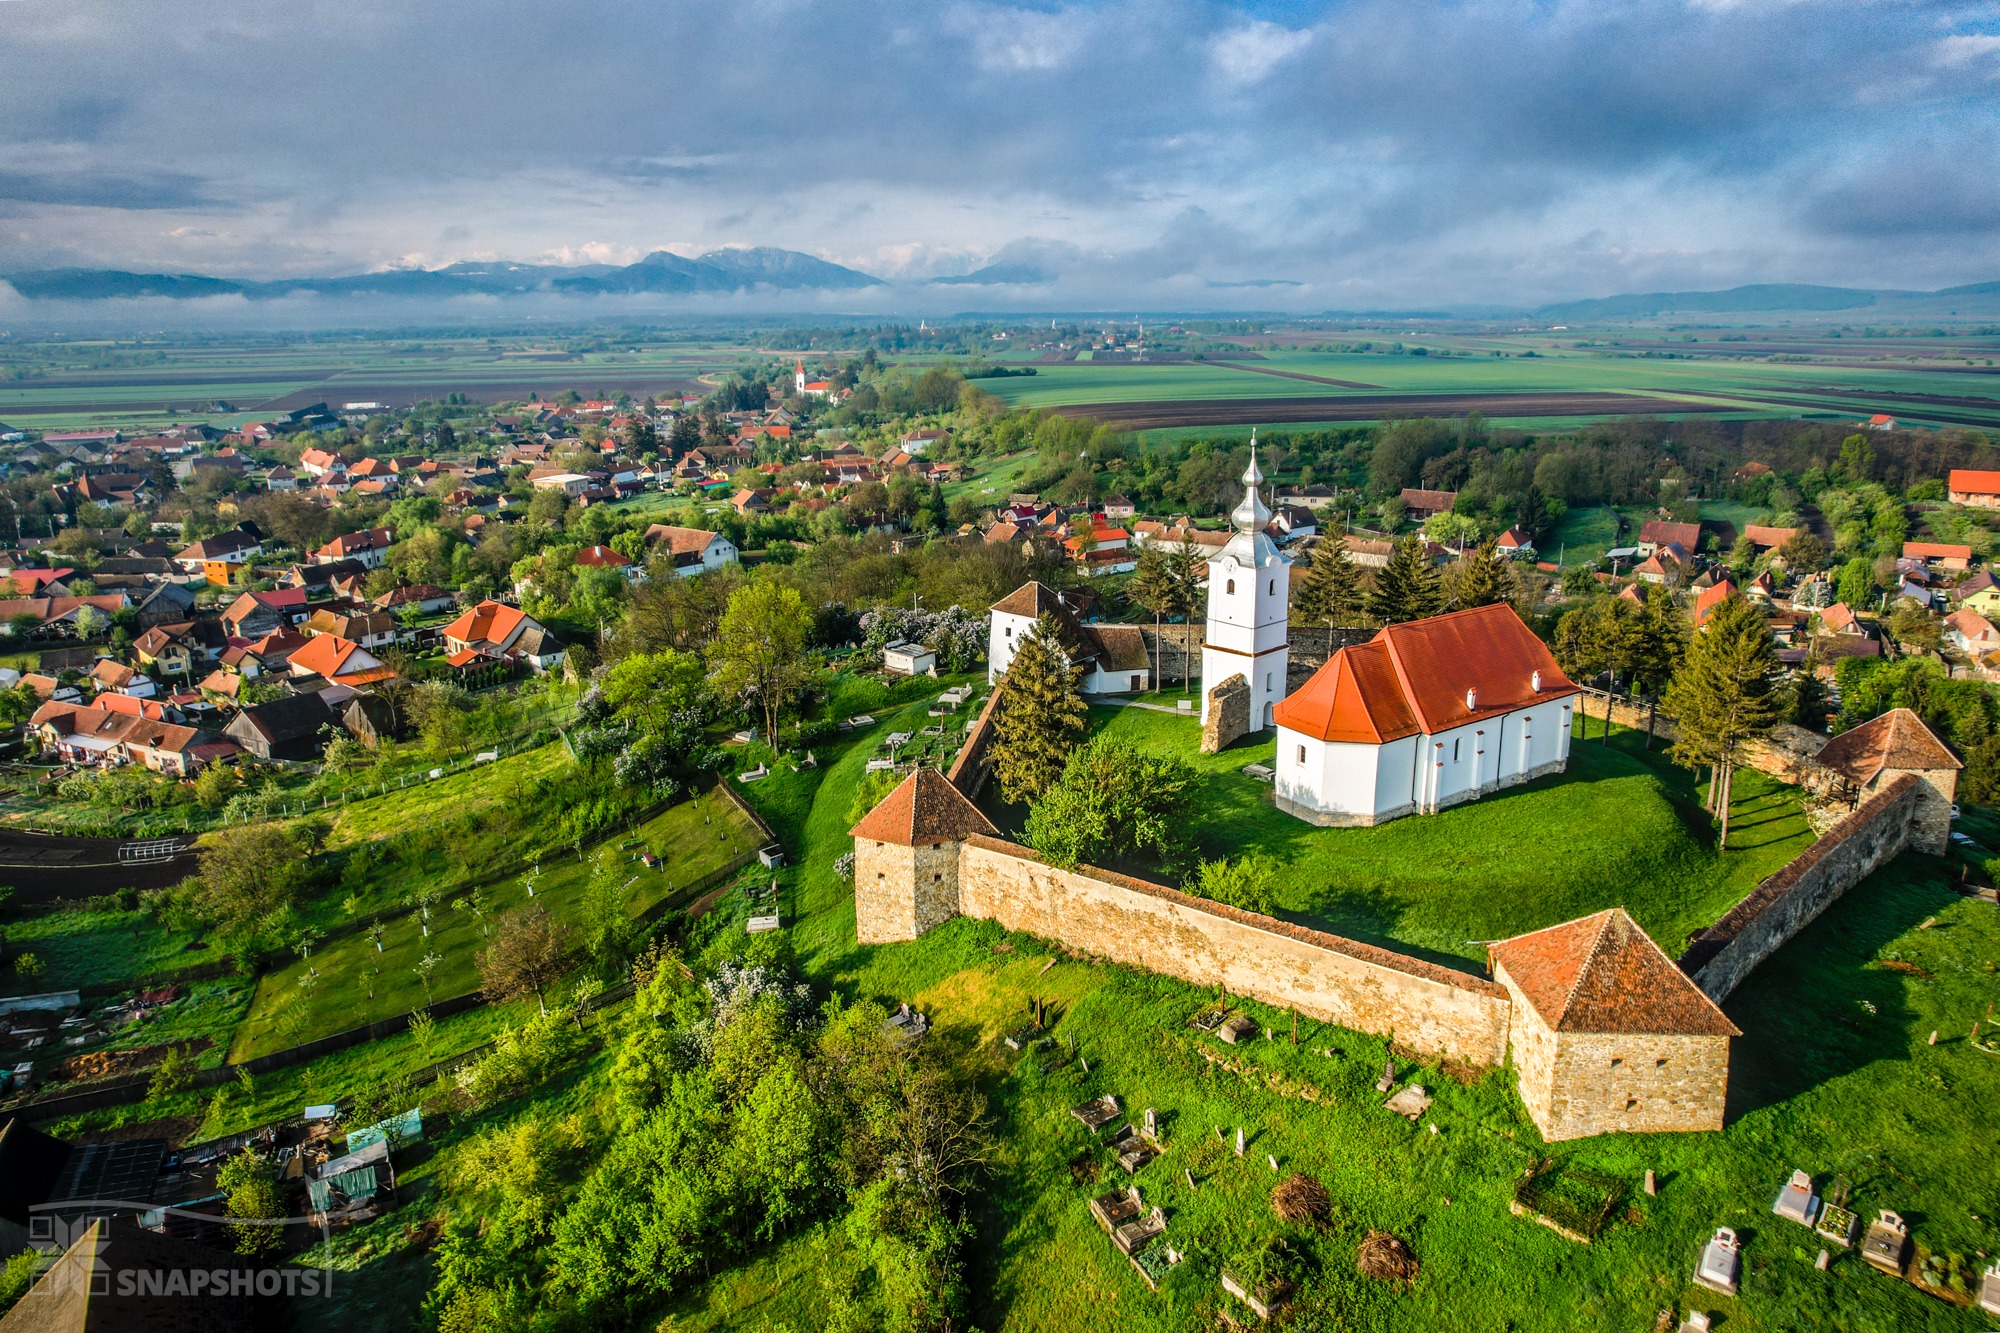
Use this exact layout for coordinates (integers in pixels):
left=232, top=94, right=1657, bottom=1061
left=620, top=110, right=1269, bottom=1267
left=991, top=615, right=1088, bottom=804
left=1663, top=593, right=1782, bottom=849
left=1451, top=537, right=1515, bottom=610
left=1165, top=541, right=1207, bottom=694
left=1292, top=535, right=1365, bottom=628
left=1366, top=536, right=1443, bottom=624
left=1128, top=545, right=1176, bottom=690
left=1630, top=585, right=1689, bottom=699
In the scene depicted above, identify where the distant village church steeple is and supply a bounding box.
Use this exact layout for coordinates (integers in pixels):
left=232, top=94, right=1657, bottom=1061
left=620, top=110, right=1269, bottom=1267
left=1201, top=436, right=1291, bottom=729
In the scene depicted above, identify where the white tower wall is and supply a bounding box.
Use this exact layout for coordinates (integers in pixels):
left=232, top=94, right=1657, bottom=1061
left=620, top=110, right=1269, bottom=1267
left=1200, top=439, right=1291, bottom=729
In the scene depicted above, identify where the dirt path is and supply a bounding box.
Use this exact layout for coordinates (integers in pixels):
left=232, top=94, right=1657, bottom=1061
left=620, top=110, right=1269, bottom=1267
left=1209, top=360, right=1382, bottom=390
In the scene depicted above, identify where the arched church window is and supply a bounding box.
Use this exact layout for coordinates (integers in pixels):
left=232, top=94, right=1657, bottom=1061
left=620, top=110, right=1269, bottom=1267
left=1226, top=579, right=1235, bottom=595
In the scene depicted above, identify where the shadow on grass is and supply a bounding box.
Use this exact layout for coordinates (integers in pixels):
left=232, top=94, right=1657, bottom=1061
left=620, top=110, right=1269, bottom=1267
left=1722, top=853, right=1950, bottom=1121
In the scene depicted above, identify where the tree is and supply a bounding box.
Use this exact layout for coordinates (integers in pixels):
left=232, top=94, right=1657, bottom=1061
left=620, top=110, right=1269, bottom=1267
left=711, top=581, right=814, bottom=747
left=990, top=615, right=1087, bottom=804
left=1128, top=545, right=1176, bottom=688
left=1022, top=737, right=1198, bottom=872
left=1664, top=593, right=1782, bottom=848
left=1291, top=536, right=1364, bottom=629
left=1366, top=536, right=1443, bottom=624
left=1834, top=556, right=1876, bottom=610
left=1778, top=529, right=1826, bottom=574
left=1630, top=585, right=1689, bottom=700
left=1164, top=540, right=1207, bottom=694
left=481, top=903, right=567, bottom=1017
left=1450, top=537, right=1515, bottom=610
left=216, top=1149, right=284, bottom=1256
left=196, top=822, right=304, bottom=946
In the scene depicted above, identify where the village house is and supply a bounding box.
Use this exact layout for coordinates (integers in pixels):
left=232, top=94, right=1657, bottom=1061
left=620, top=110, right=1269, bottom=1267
left=642, top=525, right=739, bottom=577
left=1741, top=524, right=1796, bottom=553
left=221, top=587, right=308, bottom=639
left=303, top=608, right=398, bottom=651
left=1495, top=527, right=1535, bottom=558
left=31, top=700, right=212, bottom=775
left=1954, top=571, right=2000, bottom=619
left=1944, top=607, right=2000, bottom=655
left=372, top=584, right=457, bottom=616
left=898, top=428, right=948, bottom=455
left=1903, top=540, right=1972, bottom=573
left=1819, top=602, right=1865, bottom=637
left=442, top=600, right=566, bottom=672
left=574, top=544, right=641, bottom=582
left=288, top=633, right=395, bottom=686
left=1693, top=578, right=1738, bottom=627
left=987, top=582, right=1151, bottom=695
left=133, top=621, right=220, bottom=680
left=0, top=594, right=128, bottom=637
left=88, top=658, right=156, bottom=699
left=314, top=527, right=396, bottom=568
left=224, top=692, right=339, bottom=761
left=1273, top=603, right=1578, bottom=827
left=1948, top=469, right=2000, bottom=509
left=1636, top=519, right=1701, bottom=557
left=172, top=528, right=262, bottom=574
left=1398, top=487, right=1457, bottom=520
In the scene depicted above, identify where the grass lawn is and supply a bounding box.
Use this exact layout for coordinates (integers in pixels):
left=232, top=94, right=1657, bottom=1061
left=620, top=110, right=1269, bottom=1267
left=1031, top=706, right=1813, bottom=968
left=658, top=691, right=1998, bottom=1332
left=0, top=905, right=206, bottom=997
left=228, top=789, right=762, bottom=1061
left=1548, top=505, right=1623, bottom=566
left=944, top=450, right=1039, bottom=503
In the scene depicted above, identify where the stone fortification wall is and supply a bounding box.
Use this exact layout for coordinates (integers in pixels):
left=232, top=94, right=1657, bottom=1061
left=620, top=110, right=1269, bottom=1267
left=945, top=684, right=1005, bottom=799
left=1132, top=625, right=1367, bottom=695
left=1679, top=774, right=1920, bottom=1003
left=1200, top=674, right=1251, bottom=754
left=1572, top=688, right=1825, bottom=782
left=955, top=834, right=1512, bottom=1065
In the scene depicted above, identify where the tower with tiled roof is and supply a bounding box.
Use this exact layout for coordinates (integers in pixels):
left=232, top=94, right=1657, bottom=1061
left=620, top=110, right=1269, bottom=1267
left=1201, top=437, right=1290, bottom=734
left=1490, top=908, right=1738, bottom=1141
left=850, top=768, right=1000, bottom=943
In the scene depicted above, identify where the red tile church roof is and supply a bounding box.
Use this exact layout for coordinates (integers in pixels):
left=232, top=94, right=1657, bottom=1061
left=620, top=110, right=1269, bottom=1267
left=849, top=768, right=999, bottom=847
left=1275, top=604, right=1574, bottom=743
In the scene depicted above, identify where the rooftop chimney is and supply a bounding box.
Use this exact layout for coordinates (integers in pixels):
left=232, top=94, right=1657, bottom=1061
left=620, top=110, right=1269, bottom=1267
left=1531, top=670, right=1542, bottom=692
left=1465, top=687, right=1477, bottom=710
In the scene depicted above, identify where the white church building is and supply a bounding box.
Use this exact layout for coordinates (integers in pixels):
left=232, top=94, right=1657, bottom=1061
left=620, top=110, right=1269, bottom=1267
left=1189, top=440, right=1579, bottom=827
left=1269, top=605, right=1579, bottom=825
left=987, top=582, right=1152, bottom=695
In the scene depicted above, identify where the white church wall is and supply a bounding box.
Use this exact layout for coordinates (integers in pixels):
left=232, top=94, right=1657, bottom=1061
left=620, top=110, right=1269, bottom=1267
left=1374, top=735, right=1419, bottom=818
left=987, top=609, right=1035, bottom=684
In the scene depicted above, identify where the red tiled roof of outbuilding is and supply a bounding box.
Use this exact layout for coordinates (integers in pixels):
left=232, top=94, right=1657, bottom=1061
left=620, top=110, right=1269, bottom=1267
left=1490, top=908, right=1739, bottom=1037
left=849, top=768, right=999, bottom=847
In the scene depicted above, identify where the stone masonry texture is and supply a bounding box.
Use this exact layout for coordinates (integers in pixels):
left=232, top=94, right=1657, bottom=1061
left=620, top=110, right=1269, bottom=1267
left=1201, top=673, right=1252, bottom=755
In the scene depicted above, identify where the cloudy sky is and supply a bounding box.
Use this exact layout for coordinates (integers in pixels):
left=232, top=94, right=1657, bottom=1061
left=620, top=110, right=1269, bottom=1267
left=2, top=0, right=1998, bottom=311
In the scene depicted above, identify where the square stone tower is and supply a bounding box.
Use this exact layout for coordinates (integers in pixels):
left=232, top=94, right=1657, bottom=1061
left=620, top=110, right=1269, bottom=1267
left=850, top=768, right=998, bottom=944
left=1202, top=440, right=1291, bottom=733
left=1489, top=908, right=1737, bottom=1142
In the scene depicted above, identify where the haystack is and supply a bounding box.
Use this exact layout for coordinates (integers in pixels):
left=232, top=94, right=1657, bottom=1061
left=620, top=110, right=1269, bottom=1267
left=1357, top=1229, right=1419, bottom=1284
left=1271, top=1172, right=1333, bottom=1228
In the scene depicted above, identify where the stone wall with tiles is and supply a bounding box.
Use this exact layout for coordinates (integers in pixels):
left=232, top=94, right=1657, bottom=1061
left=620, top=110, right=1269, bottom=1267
left=1679, top=773, right=1921, bottom=1003
left=954, top=834, right=1513, bottom=1065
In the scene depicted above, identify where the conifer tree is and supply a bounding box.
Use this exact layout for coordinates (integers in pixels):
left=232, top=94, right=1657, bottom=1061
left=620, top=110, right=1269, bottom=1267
left=1366, top=536, right=1444, bottom=624
left=1451, top=537, right=1515, bottom=610
left=1630, top=584, right=1689, bottom=698
left=1292, top=535, right=1365, bottom=628
left=991, top=615, right=1088, bottom=804
left=1128, top=545, right=1176, bottom=689
left=1663, top=593, right=1781, bottom=848
left=1165, top=541, right=1207, bottom=694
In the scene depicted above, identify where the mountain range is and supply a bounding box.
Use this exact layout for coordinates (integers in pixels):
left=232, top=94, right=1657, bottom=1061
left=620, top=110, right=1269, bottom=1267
left=8, top=249, right=2000, bottom=319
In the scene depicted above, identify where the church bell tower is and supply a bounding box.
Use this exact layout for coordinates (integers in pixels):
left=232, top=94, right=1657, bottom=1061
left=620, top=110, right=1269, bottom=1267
left=1200, top=436, right=1291, bottom=730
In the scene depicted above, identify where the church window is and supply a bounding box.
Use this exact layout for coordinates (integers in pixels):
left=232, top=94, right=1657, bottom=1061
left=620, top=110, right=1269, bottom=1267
left=1452, top=738, right=1460, bottom=762
left=1269, top=579, right=1275, bottom=594
left=1226, top=579, right=1235, bottom=595
left=1297, top=745, right=1306, bottom=765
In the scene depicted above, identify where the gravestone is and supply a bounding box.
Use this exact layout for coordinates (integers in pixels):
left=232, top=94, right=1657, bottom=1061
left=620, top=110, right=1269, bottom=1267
left=1234, top=1128, right=1245, bottom=1157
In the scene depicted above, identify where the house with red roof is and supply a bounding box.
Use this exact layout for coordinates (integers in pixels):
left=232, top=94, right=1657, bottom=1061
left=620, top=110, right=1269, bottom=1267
left=1271, top=603, right=1578, bottom=826
left=286, top=633, right=395, bottom=686
left=221, top=587, right=308, bottom=639
left=441, top=600, right=566, bottom=673
left=1948, top=469, right=2000, bottom=509
left=314, top=527, right=396, bottom=569
left=1692, top=577, right=1738, bottom=627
